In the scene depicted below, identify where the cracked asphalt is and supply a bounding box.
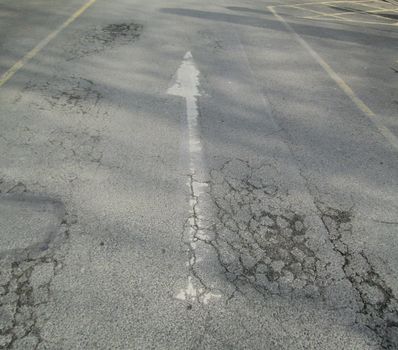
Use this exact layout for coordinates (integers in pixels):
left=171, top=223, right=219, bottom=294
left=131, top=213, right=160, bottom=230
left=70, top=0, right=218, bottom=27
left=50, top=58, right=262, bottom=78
left=0, top=0, right=397, bottom=349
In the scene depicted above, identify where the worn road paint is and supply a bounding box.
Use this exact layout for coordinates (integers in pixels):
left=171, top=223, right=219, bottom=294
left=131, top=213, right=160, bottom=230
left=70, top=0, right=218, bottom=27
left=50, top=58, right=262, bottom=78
left=276, top=0, right=391, bottom=8
left=168, top=52, right=220, bottom=305
left=269, top=6, right=398, bottom=152
left=0, top=0, right=98, bottom=87
left=168, top=52, right=202, bottom=169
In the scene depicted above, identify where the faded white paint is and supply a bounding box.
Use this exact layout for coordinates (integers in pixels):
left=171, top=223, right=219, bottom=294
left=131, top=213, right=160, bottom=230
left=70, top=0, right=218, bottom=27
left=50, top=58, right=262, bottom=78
left=168, top=51, right=203, bottom=173
left=175, top=276, right=221, bottom=305
left=168, top=52, right=220, bottom=305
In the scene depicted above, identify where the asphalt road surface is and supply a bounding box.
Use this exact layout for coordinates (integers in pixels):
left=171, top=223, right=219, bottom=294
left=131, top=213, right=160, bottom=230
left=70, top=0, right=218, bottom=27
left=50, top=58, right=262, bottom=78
left=0, top=0, right=397, bottom=349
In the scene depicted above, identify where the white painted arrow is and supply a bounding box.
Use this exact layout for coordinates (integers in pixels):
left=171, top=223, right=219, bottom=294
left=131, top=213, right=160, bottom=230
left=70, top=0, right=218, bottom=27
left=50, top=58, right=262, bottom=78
left=168, top=51, right=202, bottom=169
left=168, top=51, right=200, bottom=98
left=168, top=52, right=221, bottom=305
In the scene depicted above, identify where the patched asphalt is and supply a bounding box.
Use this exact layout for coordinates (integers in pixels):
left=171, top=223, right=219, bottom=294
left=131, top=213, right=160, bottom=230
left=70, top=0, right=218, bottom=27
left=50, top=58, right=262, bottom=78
left=0, top=0, right=397, bottom=349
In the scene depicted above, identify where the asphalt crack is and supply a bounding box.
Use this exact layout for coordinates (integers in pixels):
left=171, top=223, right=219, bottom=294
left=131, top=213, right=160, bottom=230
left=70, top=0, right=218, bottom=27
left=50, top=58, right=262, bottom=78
left=204, top=159, right=321, bottom=299
left=189, top=157, right=397, bottom=348
left=177, top=174, right=221, bottom=305
left=21, top=77, right=103, bottom=116
left=319, top=206, right=398, bottom=349
left=0, top=180, right=74, bottom=350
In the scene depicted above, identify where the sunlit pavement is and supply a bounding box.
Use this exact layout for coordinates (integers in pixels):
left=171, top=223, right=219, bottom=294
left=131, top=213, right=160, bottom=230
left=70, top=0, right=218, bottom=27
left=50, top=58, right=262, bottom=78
left=0, top=0, right=397, bottom=349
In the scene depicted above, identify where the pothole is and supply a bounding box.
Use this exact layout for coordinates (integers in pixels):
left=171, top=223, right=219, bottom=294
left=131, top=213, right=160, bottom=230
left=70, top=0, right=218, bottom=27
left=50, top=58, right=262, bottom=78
left=68, top=22, right=143, bottom=59
left=0, top=179, right=65, bottom=259
left=0, top=178, right=73, bottom=349
left=21, top=76, right=102, bottom=115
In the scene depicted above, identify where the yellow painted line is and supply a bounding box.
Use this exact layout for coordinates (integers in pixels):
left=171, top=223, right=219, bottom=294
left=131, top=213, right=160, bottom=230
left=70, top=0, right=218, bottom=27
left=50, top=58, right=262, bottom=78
left=275, top=0, right=381, bottom=8
left=269, top=5, right=398, bottom=152
left=289, top=6, right=394, bottom=25
left=342, top=12, right=395, bottom=24
left=302, top=14, right=335, bottom=19
left=280, top=1, right=398, bottom=19
left=276, top=0, right=398, bottom=23
left=323, top=10, right=367, bottom=15
left=357, top=1, right=398, bottom=10
left=297, top=2, right=398, bottom=25
left=302, top=13, right=398, bottom=25
left=366, top=10, right=398, bottom=19
left=302, top=14, right=351, bottom=19
left=289, top=5, right=351, bottom=20
left=0, top=0, right=97, bottom=87
left=328, top=6, right=398, bottom=21
left=361, top=8, right=398, bottom=13
left=325, top=7, right=398, bottom=15
left=305, top=9, right=397, bottom=22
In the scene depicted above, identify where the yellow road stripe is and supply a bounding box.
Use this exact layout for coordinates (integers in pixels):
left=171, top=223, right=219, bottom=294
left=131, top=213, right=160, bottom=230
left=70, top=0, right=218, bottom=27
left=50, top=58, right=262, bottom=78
left=357, top=1, right=397, bottom=10
left=303, top=13, right=398, bottom=25
left=289, top=5, right=353, bottom=20
left=0, top=0, right=97, bottom=87
left=305, top=7, right=398, bottom=16
left=366, top=8, right=398, bottom=12
left=337, top=12, right=397, bottom=22
left=276, top=0, right=381, bottom=8
left=276, top=0, right=398, bottom=25
left=268, top=5, right=398, bottom=152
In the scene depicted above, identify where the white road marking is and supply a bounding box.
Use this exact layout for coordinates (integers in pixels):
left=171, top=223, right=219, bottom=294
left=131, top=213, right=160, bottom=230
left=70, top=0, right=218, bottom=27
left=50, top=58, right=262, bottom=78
left=168, top=52, right=220, bottom=304
left=168, top=52, right=203, bottom=171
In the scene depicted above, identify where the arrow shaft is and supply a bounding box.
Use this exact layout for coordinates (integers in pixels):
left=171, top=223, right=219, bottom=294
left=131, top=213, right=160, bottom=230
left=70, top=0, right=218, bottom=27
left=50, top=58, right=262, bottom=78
left=186, top=96, right=202, bottom=171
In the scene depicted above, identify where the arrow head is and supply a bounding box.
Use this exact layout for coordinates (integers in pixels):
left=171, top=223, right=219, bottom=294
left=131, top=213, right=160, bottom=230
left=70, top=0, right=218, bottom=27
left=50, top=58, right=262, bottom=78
left=167, top=51, right=201, bottom=98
